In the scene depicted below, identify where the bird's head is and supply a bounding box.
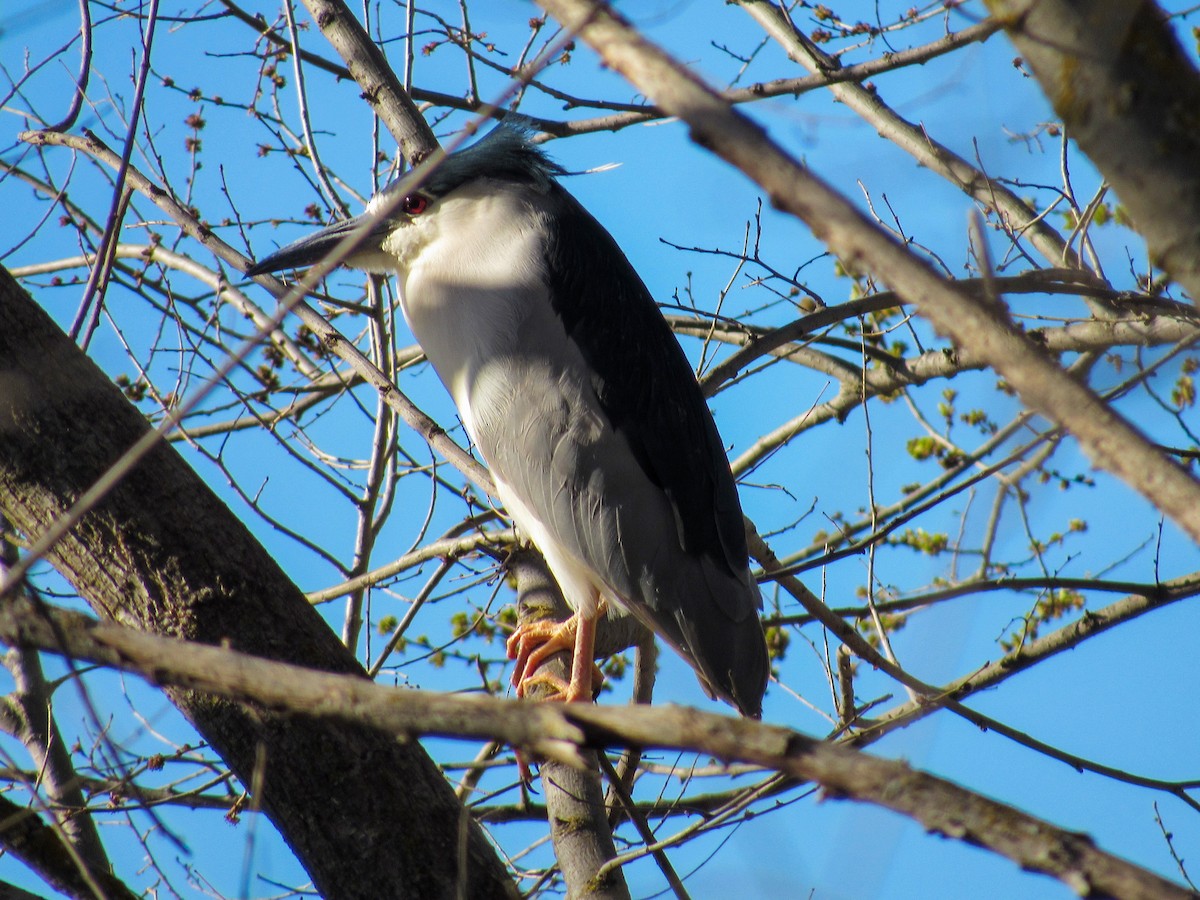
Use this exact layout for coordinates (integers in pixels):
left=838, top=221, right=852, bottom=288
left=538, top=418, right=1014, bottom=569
left=245, top=120, right=564, bottom=280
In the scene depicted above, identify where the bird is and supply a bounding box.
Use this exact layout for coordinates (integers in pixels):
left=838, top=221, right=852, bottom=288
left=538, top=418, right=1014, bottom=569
left=247, top=122, right=769, bottom=717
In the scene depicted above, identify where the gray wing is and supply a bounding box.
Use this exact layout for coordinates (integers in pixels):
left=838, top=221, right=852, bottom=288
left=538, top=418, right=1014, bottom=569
left=469, top=186, right=768, bottom=716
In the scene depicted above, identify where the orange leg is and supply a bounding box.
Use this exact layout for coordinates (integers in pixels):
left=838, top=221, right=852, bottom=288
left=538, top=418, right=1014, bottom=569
left=506, top=601, right=607, bottom=784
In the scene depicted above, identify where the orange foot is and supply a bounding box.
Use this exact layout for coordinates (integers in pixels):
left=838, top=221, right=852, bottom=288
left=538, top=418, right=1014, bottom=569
left=506, top=612, right=603, bottom=703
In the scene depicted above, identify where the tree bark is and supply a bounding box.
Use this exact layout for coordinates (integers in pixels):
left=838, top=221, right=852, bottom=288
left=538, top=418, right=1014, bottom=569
left=297, top=0, right=439, bottom=165
left=0, top=265, right=516, bottom=900
left=0, top=791, right=139, bottom=900
left=984, top=0, right=1200, bottom=307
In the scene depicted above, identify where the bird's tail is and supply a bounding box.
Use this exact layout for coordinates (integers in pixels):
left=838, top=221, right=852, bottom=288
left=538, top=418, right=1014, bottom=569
left=631, top=553, right=769, bottom=717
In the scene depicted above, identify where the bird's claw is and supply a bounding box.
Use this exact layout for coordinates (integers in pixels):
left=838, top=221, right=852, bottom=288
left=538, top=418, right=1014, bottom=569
left=505, top=615, right=603, bottom=700
left=506, top=616, right=578, bottom=695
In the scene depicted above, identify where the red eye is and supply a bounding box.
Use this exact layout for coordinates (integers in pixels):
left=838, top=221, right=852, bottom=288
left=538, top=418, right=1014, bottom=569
left=402, top=194, right=429, bottom=216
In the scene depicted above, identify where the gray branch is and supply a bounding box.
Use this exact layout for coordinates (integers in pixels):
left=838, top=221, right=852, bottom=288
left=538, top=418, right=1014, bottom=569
left=985, top=0, right=1200, bottom=306
left=0, top=595, right=1191, bottom=900
left=510, top=550, right=632, bottom=900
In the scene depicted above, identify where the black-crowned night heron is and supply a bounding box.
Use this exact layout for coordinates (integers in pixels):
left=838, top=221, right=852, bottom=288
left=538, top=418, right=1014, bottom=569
left=247, top=123, right=769, bottom=717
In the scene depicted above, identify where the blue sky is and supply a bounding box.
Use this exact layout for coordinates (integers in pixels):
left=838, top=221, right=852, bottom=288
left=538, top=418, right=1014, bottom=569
left=2, top=2, right=1199, bottom=898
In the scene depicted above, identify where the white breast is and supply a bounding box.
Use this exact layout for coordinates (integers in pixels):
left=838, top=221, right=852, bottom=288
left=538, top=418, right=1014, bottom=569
left=385, top=181, right=616, bottom=622
left=390, top=181, right=550, bottom=432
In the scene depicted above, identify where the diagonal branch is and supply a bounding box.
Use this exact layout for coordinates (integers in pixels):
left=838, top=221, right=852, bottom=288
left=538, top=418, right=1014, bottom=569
left=532, top=0, right=1200, bottom=548
left=0, top=793, right=139, bottom=900
left=0, top=595, right=1192, bottom=900
left=295, top=0, right=438, bottom=164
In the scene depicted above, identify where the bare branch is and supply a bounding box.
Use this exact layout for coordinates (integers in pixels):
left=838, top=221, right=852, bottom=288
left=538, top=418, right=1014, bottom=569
left=0, top=793, right=138, bottom=900
left=0, top=597, right=1192, bottom=900
left=296, top=0, right=438, bottom=164
left=736, top=1, right=1084, bottom=277
left=533, top=0, right=1200, bottom=546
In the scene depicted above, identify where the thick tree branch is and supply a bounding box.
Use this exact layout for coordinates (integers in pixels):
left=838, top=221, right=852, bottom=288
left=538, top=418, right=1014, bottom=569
left=510, top=552, right=630, bottom=900
left=296, top=0, right=438, bottom=164
left=984, top=0, right=1200, bottom=306
left=0, top=793, right=138, bottom=900
left=0, top=597, right=1191, bottom=900
left=0, top=266, right=516, bottom=899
